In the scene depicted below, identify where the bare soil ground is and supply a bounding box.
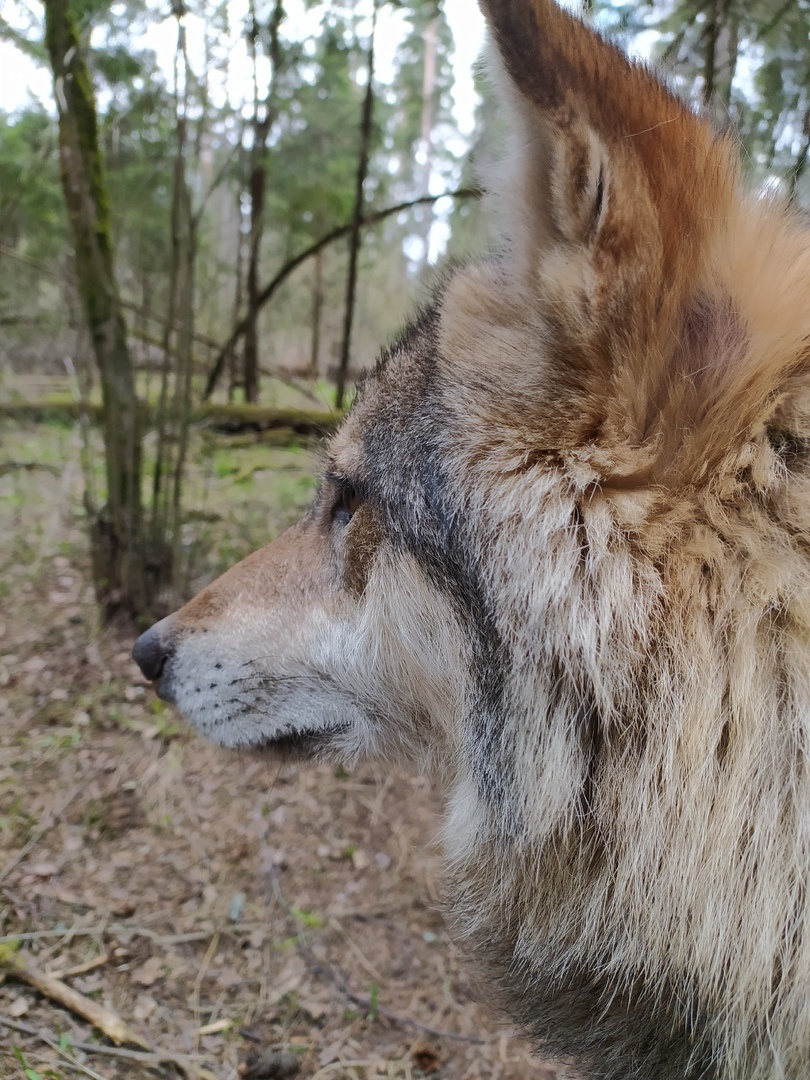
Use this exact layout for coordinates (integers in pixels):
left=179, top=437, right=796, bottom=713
left=0, top=419, right=560, bottom=1080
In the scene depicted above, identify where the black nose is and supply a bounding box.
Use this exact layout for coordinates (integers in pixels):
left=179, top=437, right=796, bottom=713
left=132, top=621, right=174, bottom=682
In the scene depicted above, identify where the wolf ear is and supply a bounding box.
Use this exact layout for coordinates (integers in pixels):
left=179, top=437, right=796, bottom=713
left=479, top=0, right=736, bottom=357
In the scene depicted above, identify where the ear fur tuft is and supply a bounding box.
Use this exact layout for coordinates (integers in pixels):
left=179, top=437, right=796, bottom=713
left=475, top=0, right=810, bottom=486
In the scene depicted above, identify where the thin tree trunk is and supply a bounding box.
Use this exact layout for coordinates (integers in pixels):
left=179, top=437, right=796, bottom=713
left=703, top=0, right=719, bottom=105
left=43, top=0, right=145, bottom=617
left=716, top=4, right=738, bottom=112
left=230, top=181, right=246, bottom=401
left=789, top=103, right=810, bottom=201
left=416, top=16, right=438, bottom=271
left=310, top=247, right=324, bottom=376
left=243, top=0, right=283, bottom=403
left=336, top=0, right=377, bottom=412
left=149, top=10, right=198, bottom=606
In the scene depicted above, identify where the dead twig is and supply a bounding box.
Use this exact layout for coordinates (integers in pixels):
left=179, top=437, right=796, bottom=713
left=0, top=944, right=150, bottom=1048
left=0, top=920, right=259, bottom=947
left=0, top=926, right=108, bottom=944
left=26, top=1029, right=112, bottom=1080
left=3, top=1018, right=112, bottom=1079
left=0, top=1013, right=221, bottom=1080
left=192, top=930, right=220, bottom=1052
left=48, top=952, right=109, bottom=980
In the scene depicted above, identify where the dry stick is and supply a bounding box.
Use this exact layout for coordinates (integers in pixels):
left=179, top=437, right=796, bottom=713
left=309, top=1058, right=383, bottom=1080
left=31, top=1031, right=112, bottom=1080
left=0, top=922, right=255, bottom=946
left=0, top=786, right=82, bottom=885
left=191, top=930, right=220, bottom=1053
left=0, top=1014, right=219, bottom=1080
left=48, top=952, right=110, bottom=980
left=0, top=947, right=150, bottom=1049
left=30, top=1032, right=112, bottom=1080
left=0, top=926, right=109, bottom=945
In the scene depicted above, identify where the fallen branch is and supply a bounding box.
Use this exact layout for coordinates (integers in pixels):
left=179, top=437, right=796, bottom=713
left=0, top=944, right=149, bottom=1048
left=14, top=1026, right=111, bottom=1080
left=0, top=920, right=259, bottom=946
left=48, top=952, right=109, bottom=980
left=0, top=399, right=341, bottom=436
left=0, top=1013, right=219, bottom=1080
left=0, top=461, right=60, bottom=478
left=192, top=931, right=220, bottom=1052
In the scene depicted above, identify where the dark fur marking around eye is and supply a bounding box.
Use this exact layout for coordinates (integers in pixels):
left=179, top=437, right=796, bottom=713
left=342, top=503, right=384, bottom=597
left=324, top=471, right=364, bottom=526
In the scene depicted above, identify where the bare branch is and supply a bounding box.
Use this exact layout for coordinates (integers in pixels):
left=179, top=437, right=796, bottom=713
left=202, top=187, right=480, bottom=401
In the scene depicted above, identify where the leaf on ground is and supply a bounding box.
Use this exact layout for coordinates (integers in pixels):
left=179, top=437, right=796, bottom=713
left=133, top=994, right=157, bottom=1021
left=27, top=862, right=58, bottom=877
left=8, top=995, right=31, bottom=1017
left=131, top=955, right=163, bottom=987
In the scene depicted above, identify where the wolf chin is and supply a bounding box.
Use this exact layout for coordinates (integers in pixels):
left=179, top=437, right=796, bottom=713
left=133, top=1, right=810, bottom=1076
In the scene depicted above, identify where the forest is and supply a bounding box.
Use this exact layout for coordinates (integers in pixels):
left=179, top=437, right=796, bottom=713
left=1, top=0, right=809, bottom=1077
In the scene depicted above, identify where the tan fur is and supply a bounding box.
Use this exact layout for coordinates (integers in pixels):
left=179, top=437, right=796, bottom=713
left=133, top=2, right=810, bottom=1076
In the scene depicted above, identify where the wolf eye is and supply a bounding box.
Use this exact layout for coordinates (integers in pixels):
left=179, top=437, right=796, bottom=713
left=332, top=482, right=361, bottom=526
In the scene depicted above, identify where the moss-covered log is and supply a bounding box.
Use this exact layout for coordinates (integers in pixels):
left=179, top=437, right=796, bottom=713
left=0, top=399, right=342, bottom=436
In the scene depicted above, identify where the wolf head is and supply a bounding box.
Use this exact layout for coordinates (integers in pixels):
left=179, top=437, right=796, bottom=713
left=134, top=2, right=810, bottom=1077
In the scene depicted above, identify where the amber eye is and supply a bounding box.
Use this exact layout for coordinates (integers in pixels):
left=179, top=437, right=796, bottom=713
left=332, top=482, right=361, bottom=526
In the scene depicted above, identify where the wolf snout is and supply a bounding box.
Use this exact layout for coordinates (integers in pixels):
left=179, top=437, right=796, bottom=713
left=132, top=616, right=177, bottom=693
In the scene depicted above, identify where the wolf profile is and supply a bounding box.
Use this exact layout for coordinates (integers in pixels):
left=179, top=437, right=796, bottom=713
left=133, top=1, right=810, bottom=1076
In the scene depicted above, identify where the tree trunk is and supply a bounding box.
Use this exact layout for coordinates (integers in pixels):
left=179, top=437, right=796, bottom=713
left=230, top=181, right=246, bottom=401
left=416, top=16, right=438, bottom=271
left=714, top=3, right=738, bottom=114
left=243, top=0, right=284, bottom=403
left=310, top=247, right=324, bottom=376
left=336, top=0, right=377, bottom=412
left=789, top=103, right=810, bottom=201
left=702, top=0, right=720, bottom=106
left=43, top=0, right=146, bottom=618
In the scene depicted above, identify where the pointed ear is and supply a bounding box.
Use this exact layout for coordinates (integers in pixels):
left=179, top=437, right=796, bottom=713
left=478, top=0, right=737, bottom=370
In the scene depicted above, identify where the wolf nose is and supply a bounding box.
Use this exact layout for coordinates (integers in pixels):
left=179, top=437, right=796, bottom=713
left=132, top=620, right=175, bottom=682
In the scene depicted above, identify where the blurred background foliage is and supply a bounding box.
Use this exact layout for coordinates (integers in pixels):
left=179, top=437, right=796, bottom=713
left=0, top=0, right=808, bottom=616
left=1, top=0, right=806, bottom=387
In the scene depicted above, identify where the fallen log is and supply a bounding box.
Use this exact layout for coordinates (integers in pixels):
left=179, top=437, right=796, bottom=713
left=0, top=399, right=343, bottom=436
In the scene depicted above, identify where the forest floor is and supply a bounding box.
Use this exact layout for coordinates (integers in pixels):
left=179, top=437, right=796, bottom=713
left=0, top=417, right=562, bottom=1080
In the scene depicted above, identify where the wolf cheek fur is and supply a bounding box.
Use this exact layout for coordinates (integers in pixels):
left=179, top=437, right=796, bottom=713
left=133, top=0, right=810, bottom=1077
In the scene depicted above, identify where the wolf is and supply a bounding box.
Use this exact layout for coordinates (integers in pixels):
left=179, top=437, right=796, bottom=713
left=133, top=0, right=810, bottom=1076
